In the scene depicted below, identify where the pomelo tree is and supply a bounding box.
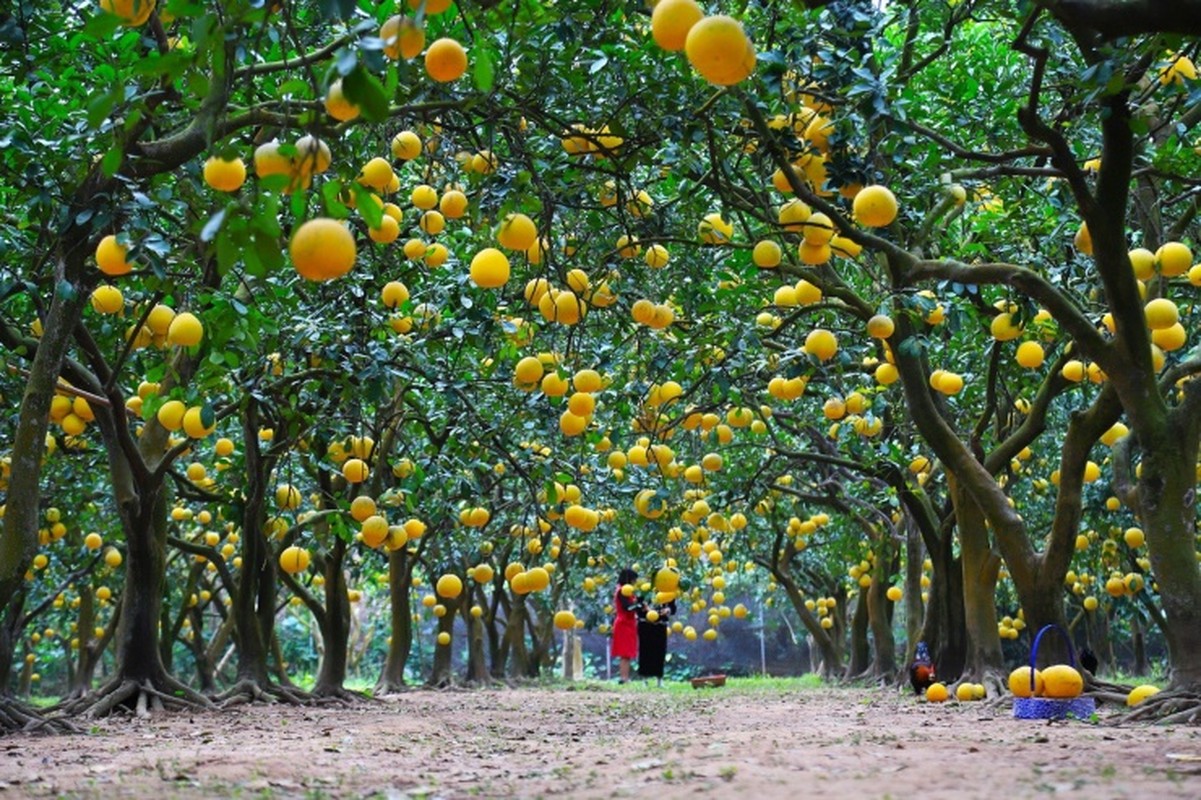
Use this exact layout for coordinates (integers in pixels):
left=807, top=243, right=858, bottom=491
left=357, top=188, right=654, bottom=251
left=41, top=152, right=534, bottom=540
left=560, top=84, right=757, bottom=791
left=3, top=0, right=1201, bottom=728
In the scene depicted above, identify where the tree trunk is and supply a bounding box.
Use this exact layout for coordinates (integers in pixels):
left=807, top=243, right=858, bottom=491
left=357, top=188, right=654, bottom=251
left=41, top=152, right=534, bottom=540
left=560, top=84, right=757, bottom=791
left=848, top=591, right=871, bottom=676
left=186, top=606, right=215, bottom=693
left=504, top=594, right=530, bottom=679
left=428, top=599, right=458, bottom=687
left=113, top=488, right=172, bottom=688
left=0, top=618, right=15, bottom=698
left=232, top=401, right=275, bottom=688
left=487, top=590, right=507, bottom=679
left=18, top=656, right=32, bottom=698
left=465, top=588, right=490, bottom=685
left=1137, top=425, right=1201, bottom=688
left=903, top=519, right=925, bottom=659
left=70, top=586, right=106, bottom=697
left=952, top=479, right=1004, bottom=681
left=770, top=565, right=842, bottom=677
left=0, top=273, right=91, bottom=708
left=867, top=551, right=897, bottom=678
left=376, top=549, right=413, bottom=693
left=313, top=538, right=350, bottom=695
left=1131, top=612, right=1147, bottom=676
left=919, top=526, right=966, bottom=681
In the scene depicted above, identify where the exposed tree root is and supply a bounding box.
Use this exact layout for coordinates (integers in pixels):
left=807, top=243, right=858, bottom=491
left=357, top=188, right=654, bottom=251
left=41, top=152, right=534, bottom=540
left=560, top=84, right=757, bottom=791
left=0, top=696, right=79, bottom=734
left=308, top=685, right=376, bottom=705
left=214, top=679, right=313, bottom=708
left=1121, top=689, right=1201, bottom=725
left=374, top=679, right=410, bottom=696
left=1082, top=673, right=1136, bottom=708
left=57, top=674, right=215, bottom=719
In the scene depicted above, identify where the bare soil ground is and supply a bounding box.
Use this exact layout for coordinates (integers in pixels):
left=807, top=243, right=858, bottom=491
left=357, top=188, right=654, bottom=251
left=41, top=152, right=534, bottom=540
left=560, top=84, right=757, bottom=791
left=2, top=681, right=1201, bottom=799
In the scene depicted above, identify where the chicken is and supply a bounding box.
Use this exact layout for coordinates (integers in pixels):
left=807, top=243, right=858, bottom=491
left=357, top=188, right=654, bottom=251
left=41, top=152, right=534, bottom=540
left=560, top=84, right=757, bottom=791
left=909, top=641, right=936, bottom=694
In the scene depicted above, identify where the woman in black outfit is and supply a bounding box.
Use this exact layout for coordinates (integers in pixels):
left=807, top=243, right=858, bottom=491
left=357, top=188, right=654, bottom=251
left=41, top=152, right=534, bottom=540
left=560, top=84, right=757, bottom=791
left=637, top=595, right=677, bottom=685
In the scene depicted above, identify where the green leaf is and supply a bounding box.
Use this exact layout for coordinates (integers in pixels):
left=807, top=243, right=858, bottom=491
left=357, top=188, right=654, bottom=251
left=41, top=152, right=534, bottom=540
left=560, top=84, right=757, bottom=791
left=200, top=208, right=227, bottom=243
left=342, top=65, right=389, bottom=122
left=100, top=145, right=123, bottom=177
left=352, top=183, right=383, bottom=229
left=319, top=0, right=358, bottom=20
left=473, top=48, right=495, bottom=93
left=253, top=227, right=285, bottom=274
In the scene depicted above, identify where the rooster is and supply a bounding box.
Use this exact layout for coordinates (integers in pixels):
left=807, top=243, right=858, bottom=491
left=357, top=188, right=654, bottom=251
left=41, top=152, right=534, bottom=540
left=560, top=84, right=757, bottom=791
left=909, top=641, right=936, bottom=695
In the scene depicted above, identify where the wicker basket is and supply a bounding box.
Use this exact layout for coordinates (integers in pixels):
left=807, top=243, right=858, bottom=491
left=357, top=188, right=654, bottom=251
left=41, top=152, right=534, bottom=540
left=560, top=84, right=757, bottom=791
left=690, top=674, right=727, bottom=689
left=1012, top=624, right=1096, bottom=721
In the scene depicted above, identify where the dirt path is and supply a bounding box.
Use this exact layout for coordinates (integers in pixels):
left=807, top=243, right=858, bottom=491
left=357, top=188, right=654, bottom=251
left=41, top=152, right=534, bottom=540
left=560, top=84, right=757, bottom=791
left=2, top=682, right=1200, bottom=799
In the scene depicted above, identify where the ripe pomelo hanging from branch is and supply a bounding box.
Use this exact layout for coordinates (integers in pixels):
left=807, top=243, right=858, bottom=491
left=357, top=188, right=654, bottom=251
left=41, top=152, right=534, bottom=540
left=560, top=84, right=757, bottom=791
left=290, top=218, right=356, bottom=281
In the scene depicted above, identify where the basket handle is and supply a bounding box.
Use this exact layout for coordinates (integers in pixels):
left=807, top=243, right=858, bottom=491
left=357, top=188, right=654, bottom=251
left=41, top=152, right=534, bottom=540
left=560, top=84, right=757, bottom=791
left=1028, top=623, right=1077, bottom=692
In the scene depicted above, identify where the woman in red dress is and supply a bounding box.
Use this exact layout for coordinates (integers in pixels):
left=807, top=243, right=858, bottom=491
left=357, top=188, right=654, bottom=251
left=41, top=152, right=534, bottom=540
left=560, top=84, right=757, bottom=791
left=611, top=567, right=642, bottom=683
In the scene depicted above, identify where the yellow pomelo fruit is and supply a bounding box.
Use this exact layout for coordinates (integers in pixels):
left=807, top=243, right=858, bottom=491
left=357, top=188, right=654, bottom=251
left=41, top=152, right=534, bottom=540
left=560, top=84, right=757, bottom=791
left=651, top=0, right=703, bottom=51
left=1129, top=247, right=1156, bottom=280
left=470, top=247, right=511, bottom=288
left=1127, top=684, right=1160, bottom=706
left=290, top=219, right=356, bottom=281
left=203, top=157, right=247, bottom=192
left=990, top=313, right=1023, bottom=341
left=95, top=234, right=133, bottom=276
left=559, top=410, right=588, bottom=437
left=802, top=212, right=835, bottom=246
left=381, top=16, right=425, bottom=61
left=497, top=213, right=538, bottom=251
left=411, top=184, right=438, bottom=210
left=1144, top=297, right=1179, bottom=330
left=324, top=79, right=360, bottom=122
left=167, top=312, right=203, bottom=347
left=360, top=515, right=389, bottom=548
left=425, top=37, right=468, bottom=82
left=698, top=212, right=734, bottom=244
left=436, top=573, right=463, bottom=599
left=1008, top=666, right=1043, bottom=697
left=391, top=130, right=422, bottom=160
left=514, top=356, right=544, bottom=387
left=342, top=458, right=369, bottom=483
left=100, top=0, right=156, bottom=27
left=753, top=240, right=781, bottom=268
left=866, top=314, right=894, bottom=339
left=852, top=185, right=898, bottom=227
left=408, top=0, right=451, bottom=12
left=1074, top=222, right=1092, bottom=254
left=440, top=190, right=468, bottom=219
left=90, top=285, right=124, bottom=314
left=1041, top=664, right=1083, bottom=698
left=925, top=682, right=948, bottom=702
left=182, top=406, right=215, bottom=438
left=573, top=369, right=603, bottom=393
left=804, top=329, right=838, bottom=361
left=350, top=495, right=378, bottom=522
left=684, top=15, right=756, bottom=86
left=645, top=243, right=670, bottom=269
left=381, top=281, right=410, bottom=308
left=275, top=484, right=301, bottom=510
left=1157, top=241, right=1192, bottom=277
left=1015, top=340, right=1045, bottom=369
left=279, top=546, right=311, bottom=574
left=156, top=400, right=186, bottom=431
left=294, top=135, right=332, bottom=175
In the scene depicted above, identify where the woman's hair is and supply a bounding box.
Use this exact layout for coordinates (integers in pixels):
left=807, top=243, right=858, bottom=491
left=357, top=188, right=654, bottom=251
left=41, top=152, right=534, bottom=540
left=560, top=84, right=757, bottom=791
left=617, top=567, right=638, bottom=585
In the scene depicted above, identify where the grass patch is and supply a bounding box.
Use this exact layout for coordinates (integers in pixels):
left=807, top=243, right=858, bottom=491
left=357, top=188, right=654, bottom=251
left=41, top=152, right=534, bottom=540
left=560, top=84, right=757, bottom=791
left=26, top=694, right=61, bottom=709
